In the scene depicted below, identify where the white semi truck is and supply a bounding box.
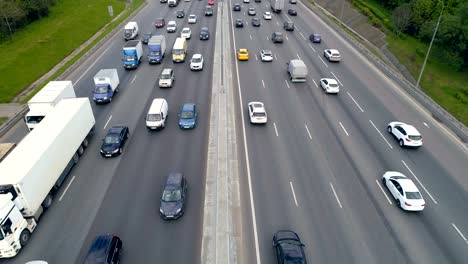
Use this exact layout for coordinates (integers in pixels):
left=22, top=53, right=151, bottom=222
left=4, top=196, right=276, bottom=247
left=270, top=0, right=284, bottom=13
left=25, top=81, right=76, bottom=131
left=0, top=98, right=95, bottom=258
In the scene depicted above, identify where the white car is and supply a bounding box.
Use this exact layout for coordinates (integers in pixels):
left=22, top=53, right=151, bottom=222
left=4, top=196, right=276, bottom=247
left=181, top=27, right=192, bottom=39
left=190, top=54, right=204, bottom=70
left=260, top=50, right=273, bottom=62
left=324, top=49, right=341, bottom=62
left=319, top=78, right=340, bottom=94
left=159, top=68, right=174, bottom=88
left=167, top=21, right=177, bottom=33
left=387, top=122, right=423, bottom=147
left=188, top=14, right=197, bottom=24
left=248, top=102, right=267, bottom=124
left=243, top=0, right=250, bottom=3
left=263, top=11, right=272, bottom=20
left=382, top=171, right=425, bottom=211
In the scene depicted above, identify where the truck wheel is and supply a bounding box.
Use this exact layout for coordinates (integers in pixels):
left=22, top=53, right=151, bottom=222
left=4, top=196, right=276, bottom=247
left=42, top=194, right=53, bottom=208
left=78, top=145, right=84, bottom=156
left=115, top=87, right=119, bottom=93
left=73, top=153, right=79, bottom=164
left=109, top=97, right=112, bottom=102
left=82, top=138, right=89, bottom=148
left=19, top=230, right=31, bottom=247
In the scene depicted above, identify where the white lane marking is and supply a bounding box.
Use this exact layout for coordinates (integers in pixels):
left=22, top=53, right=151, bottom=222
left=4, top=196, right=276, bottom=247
left=339, top=122, right=349, bottom=136
left=274, top=54, right=277, bottom=60
left=376, top=179, right=393, bottom=204
left=299, top=31, right=306, bottom=40
left=289, top=182, right=299, bottom=206
left=330, top=182, right=343, bottom=208
left=276, top=21, right=279, bottom=26
left=318, top=55, right=328, bottom=68
left=75, top=45, right=113, bottom=84
left=369, top=120, right=393, bottom=149
left=249, top=34, right=252, bottom=40
left=266, top=36, right=269, bottom=40
left=331, top=72, right=343, bottom=86
left=304, top=124, right=312, bottom=140
left=131, top=75, right=137, bottom=84
left=308, top=43, right=316, bottom=52
left=285, top=35, right=289, bottom=41
left=451, top=223, right=468, bottom=245
left=59, top=176, right=76, bottom=201
left=285, top=14, right=291, bottom=21
left=103, top=115, right=112, bottom=130
left=423, top=122, right=429, bottom=128
left=231, top=5, right=261, bottom=263
left=273, top=122, right=279, bottom=137
left=312, top=79, right=318, bottom=88
left=297, top=54, right=301, bottom=60
left=401, top=160, right=437, bottom=204
left=255, top=54, right=258, bottom=60
left=261, top=79, right=265, bottom=88
left=347, top=92, right=364, bottom=112
left=284, top=79, right=290, bottom=89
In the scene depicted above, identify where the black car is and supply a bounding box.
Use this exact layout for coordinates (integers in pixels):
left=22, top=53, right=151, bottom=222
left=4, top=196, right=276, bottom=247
left=154, top=18, right=165, bottom=28
left=160, top=173, right=187, bottom=220
left=283, top=21, right=294, bottom=31
left=233, top=3, right=241, bottom=11
left=142, top=32, right=152, bottom=44
left=248, top=7, right=256, bottom=16
left=252, top=18, right=261, bottom=27
left=309, top=33, right=321, bottom=43
left=200, top=27, right=210, bottom=40
left=205, top=6, right=213, bottom=16
left=273, top=230, right=307, bottom=264
left=176, top=10, right=185, bottom=18
left=100, top=126, right=129, bottom=157
left=288, top=9, right=297, bottom=16
left=272, top=32, right=284, bottom=43
left=255, top=0, right=261, bottom=2
left=83, top=235, right=122, bottom=264
left=235, top=19, right=244, bottom=27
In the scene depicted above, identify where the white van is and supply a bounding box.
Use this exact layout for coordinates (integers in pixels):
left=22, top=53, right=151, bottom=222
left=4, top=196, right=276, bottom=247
left=168, top=0, right=179, bottom=7
left=146, top=98, right=169, bottom=130
left=124, top=22, right=139, bottom=40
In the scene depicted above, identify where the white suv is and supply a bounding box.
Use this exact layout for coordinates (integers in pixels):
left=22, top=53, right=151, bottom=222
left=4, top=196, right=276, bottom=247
left=324, top=49, right=341, bottom=62
left=188, top=14, right=197, bottom=24
left=167, top=21, right=177, bottom=33
left=248, top=102, right=267, bottom=124
left=387, top=122, right=423, bottom=147
left=181, top=27, right=191, bottom=39
left=159, top=68, right=175, bottom=88
left=190, top=54, right=204, bottom=70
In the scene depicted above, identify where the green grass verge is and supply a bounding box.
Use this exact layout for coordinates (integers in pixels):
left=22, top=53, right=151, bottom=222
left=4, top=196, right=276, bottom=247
left=21, top=0, right=145, bottom=104
left=352, top=0, right=393, bottom=32
left=0, top=0, right=127, bottom=103
left=0, top=117, right=7, bottom=127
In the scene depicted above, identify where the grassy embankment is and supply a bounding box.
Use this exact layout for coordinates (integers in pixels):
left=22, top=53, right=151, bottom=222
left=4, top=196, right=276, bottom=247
left=352, top=0, right=468, bottom=126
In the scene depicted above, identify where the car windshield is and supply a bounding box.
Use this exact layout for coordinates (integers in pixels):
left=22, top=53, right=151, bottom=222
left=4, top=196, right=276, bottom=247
left=192, top=57, right=202, bottom=63
left=182, top=29, right=190, bottom=33
left=124, top=29, right=132, bottom=34
left=409, top=135, right=422, bottom=140
left=156, top=19, right=163, bottom=23
left=25, top=115, right=44, bottom=123
left=104, top=135, right=119, bottom=144
left=95, top=86, right=108, bottom=94
left=406, top=192, right=422, bottom=199
left=190, top=15, right=196, bottom=18
left=181, top=111, right=194, bottom=119
left=162, top=189, right=182, bottom=202
left=161, top=73, right=172, bottom=79
left=253, top=112, right=266, bottom=117
left=147, top=113, right=162, bottom=121
left=124, top=55, right=135, bottom=61
left=144, top=33, right=151, bottom=37
left=263, top=51, right=271, bottom=55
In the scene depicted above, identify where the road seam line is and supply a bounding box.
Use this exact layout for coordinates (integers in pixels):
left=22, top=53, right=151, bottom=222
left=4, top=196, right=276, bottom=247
left=376, top=179, right=392, bottom=204
left=273, top=122, right=279, bottom=137
left=401, top=160, right=437, bottom=204
left=369, top=119, right=393, bottom=149
left=304, top=124, right=313, bottom=140
left=330, top=182, right=343, bottom=208
left=59, top=176, right=75, bottom=201
left=331, top=72, right=343, bottom=86
left=103, top=115, right=112, bottom=130
left=339, top=122, right=349, bottom=136
left=347, top=92, right=364, bottom=112
left=289, top=182, right=299, bottom=206
left=451, top=223, right=468, bottom=245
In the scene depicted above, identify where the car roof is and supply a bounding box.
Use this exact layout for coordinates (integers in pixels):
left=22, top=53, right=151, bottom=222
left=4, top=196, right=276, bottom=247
left=274, top=32, right=283, bottom=35
left=328, top=49, right=339, bottom=53
left=108, top=126, right=125, bottom=134
left=322, top=78, right=338, bottom=84
left=400, top=124, right=421, bottom=135
left=261, top=50, right=272, bottom=53
left=192, top=54, right=202, bottom=59
left=201, top=27, right=209, bottom=30
left=166, top=172, right=184, bottom=188
left=162, top=68, right=172, bottom=74
left=182, top=103, right=196, bottom=111
left=168, top=21, right=176, bottom=24
left=274, top=230, right=301, bottom=242
left=249, top=102, right=265, bottom=111
left=84, top=235, right=115, bottom=263
left=182, top=27, right=190, bottom=30
left=239, top=48, right=248, bottom=52
left=396, top=178, right=419, bottom=192
left=189, top=14, right=196, bottom=17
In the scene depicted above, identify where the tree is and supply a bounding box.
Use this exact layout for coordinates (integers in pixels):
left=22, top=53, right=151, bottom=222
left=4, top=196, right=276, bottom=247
left=392, top=3, right=412, bottom=34
left=410, top=0, right=440, bottom=33
left=0, top=0, right=26, bottom=35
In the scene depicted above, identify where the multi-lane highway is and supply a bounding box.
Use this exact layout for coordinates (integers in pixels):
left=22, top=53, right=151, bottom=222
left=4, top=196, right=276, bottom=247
left=229, top=0, right=468, bottom=263
left=1, top=0, right=217, bottom=263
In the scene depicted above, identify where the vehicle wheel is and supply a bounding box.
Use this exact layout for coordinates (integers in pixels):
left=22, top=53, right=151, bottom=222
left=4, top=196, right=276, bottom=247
left=396, top=199, right=402, bottom=208
left=82, top=138, right=89, bottom=148
left=19, top=230, right=31, bottom=247
left=119, top=148, right=123, bottom=154
left=399, top=139, right=404, bottom=147
left=109, top=97, right=112, bottom=102
left=73, top=152, right=79, bottom=163
left=382, top=178, right=386, bottom=186
left=42, top=194, right=53, bottom=208
left=77, top=145, right=84, bottom=156
left=115, top=87, right=119, bottom=93
left=387, top=126, right=392, bottom=133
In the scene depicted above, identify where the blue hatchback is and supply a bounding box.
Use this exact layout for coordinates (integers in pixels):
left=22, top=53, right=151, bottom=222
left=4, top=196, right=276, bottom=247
left=178, top=103, right=197, bottom=129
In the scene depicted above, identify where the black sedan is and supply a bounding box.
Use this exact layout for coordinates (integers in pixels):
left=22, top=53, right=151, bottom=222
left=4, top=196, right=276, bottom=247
left=288, top=9, right=297, bottom=16
left=252, top=18, right=261, bottom=27
left=142, top=32, right=152, bottom=44
left=200, top=27, right=210, bottom=40
left=235, top=18, right=244, bottom=27
left=309, top=33, right=321, bottom=43
left=176, top=10, right=185, bottom=18
left=283, top=21, right=294, bottom=31
left=160, top=173, right=187, bottom=220
left=100, top=126, right=129, bottom=157
left=273, top=230, right=307, bottom=264
left=233, top=3, right=241, bottom=11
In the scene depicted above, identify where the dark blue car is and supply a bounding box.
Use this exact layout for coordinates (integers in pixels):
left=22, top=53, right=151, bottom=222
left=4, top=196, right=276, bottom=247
left=178, top=103, right=197, bottom=129
left=309, top=33, right=321, bottom=43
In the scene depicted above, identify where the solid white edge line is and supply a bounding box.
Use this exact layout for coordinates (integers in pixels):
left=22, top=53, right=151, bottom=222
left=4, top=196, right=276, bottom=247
left=369, top=119, right=393, bottom=149
left=59, top=176, right=76, bottom=201
left=297, top=54, right=301, bottom=60
left=284, top=79, right=290, bottom=89
left=375, top=179, right=392, bottom=204
left=75, top=45, right=113, bottom=84
left=255, top=54, right=258, bottom=60
left=273, top=122, right=279, bottom=137
left=249, top=34, right=252, bottom=40
left=274, top=54, right=277, bottom=60
left=312, top=79, right=318, bottom=88
left=304, top=124, right=313, bottom=140
left=261, top=79, right=265, bottom=88
left=299, top=32, right=306, bottom=40
left=289, top=181, right=299, bottom=206
left=347, top=92, right=364, bottom=112
left=276, top=21, right=279, bottom=26
left=131, top=75, right=137, bottom=84
left=401, top=160, right=437, bottom=204
left=308, top=43, right=316, bottom=52
left=451, top=223, right=468, bottom=244
left=318, top=55, right=328, bottom=68
left=424, top=122, right=429, bottom=128
left=230, top=2, right=262, bottom=262
left=103, top=115, right=112, bottom=130
left=339, top=122, right=349, bottom=136
left=331, top=72, right=343, bottom=86
left=330, top=182, right=343, bottom=208
left=285, top=35, right=289, bottom=41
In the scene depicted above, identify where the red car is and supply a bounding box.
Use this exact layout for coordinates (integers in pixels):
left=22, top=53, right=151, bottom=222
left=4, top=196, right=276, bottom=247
left=208, top=0, right=215, bottom=5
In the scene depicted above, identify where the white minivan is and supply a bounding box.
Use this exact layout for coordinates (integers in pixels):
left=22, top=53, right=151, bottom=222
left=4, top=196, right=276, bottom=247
left=124, top=21, right=139, bottom=40
left=146, top=98, right=168, bottom=130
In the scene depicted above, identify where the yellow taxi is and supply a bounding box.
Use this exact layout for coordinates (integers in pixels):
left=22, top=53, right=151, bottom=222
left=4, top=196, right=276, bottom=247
left=237, top=48, right=249, bottom=61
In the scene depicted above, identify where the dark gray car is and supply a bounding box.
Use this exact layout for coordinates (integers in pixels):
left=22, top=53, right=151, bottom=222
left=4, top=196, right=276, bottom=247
left=159, top=173, right=187, bottom=220
left=272, top=32, right=284, bottom=43
left=200, top=27, right=210, bottom=40
left=283, top=21, right=294, bottom=31
left=142, top=32, right=152, bottom=44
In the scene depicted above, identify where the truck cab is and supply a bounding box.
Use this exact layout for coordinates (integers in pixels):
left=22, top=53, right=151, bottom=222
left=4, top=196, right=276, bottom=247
left=92, top=69, right=120, bottom=104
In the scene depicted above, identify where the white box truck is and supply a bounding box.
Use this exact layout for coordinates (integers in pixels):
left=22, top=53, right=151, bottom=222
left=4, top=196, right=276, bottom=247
left=25, top=81, right=76, bottom=131
left=0, top=98, right=95, bottom=258
left=287, top=59, right=308, bottom=82
left=92, top=69, right=120, bottom=103
left=270, top=0, right=284, bottom=13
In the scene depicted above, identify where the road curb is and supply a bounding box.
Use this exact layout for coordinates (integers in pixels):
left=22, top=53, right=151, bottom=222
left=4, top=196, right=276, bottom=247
left=0, top=106, right=27, bottom=138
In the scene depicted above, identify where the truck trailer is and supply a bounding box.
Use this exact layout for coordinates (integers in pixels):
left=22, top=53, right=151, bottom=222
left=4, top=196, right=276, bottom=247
left=92, top=69, right=120, bottom=103
left=148, top=35, right=166, bottom=64
left=122, top=40, right=143, bottom=69
left=24, top=81, right=76, bottom=131
left=0, top=98, right=95, bottom=258
left=270, top=0, right=284, bottom=13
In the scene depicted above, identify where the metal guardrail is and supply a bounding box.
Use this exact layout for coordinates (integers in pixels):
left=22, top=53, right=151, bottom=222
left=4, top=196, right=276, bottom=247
left=304, top=0, right=468, bottom=143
